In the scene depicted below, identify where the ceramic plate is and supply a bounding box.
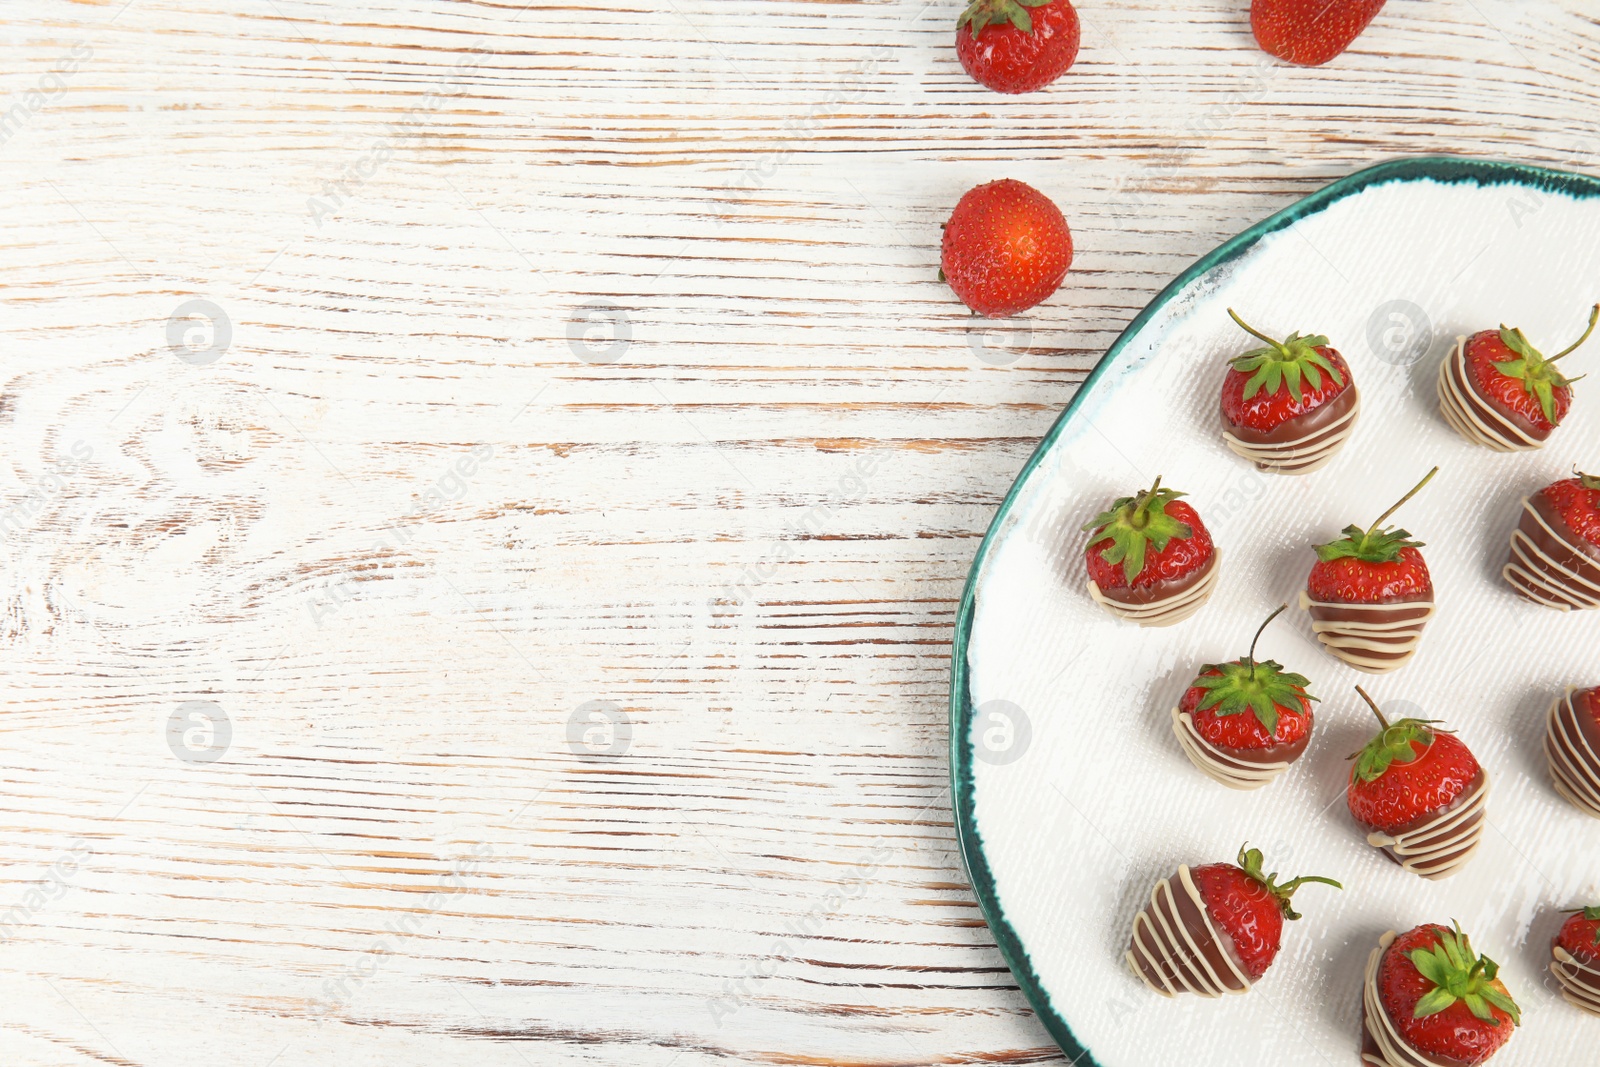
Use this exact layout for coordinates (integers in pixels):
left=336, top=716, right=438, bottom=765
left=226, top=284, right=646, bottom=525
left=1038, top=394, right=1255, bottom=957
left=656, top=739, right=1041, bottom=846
left=950, top=157, right=1600, bottom=1066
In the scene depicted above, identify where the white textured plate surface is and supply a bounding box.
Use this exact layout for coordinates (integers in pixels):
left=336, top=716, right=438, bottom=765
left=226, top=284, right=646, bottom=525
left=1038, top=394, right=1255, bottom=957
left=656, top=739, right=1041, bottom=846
left=955, top=159, right=1600, bottom=1066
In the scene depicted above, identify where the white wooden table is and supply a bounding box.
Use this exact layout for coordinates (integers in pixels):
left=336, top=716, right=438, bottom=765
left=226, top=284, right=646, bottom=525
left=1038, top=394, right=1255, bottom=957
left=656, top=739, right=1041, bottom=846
left=1, top=2, right=1595, bottom=1064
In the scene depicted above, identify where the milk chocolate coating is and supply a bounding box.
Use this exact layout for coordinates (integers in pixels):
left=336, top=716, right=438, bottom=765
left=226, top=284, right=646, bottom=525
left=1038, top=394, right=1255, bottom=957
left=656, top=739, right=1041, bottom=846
left=1301, top=589, right=1434, bottom=672
left=1374, top=769, right=1486, bottom=875
left=1210, top=730, right=1311, bottom=767
left=1547, top=688, right=1600, bottom=818
left=1504, top=493, right=1600, bottom=610
left=1125, top=865, right=1250, bottom=998
left=1223, top=381, right=1360, bottom=474
left=1551, top=945, right=1600, bottom=1017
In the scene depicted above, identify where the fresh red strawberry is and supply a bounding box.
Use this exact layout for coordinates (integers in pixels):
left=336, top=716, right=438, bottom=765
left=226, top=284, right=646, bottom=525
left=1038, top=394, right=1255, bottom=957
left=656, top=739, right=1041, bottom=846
left=1556, top=907, right=1600, bottom=968
left=1189, top=845, right=1341, bottom=981
left=1307, top=468, right=1437, bottom=604
left=1082, top=477, right=1212, bottom=591
left=1377, top=923, right=1520, bottom=1062
left=1537, top=472, right=1600, bottom=548
left=1461, top=305, right=1597, bottom=437
left=1251, top=0, right=1386, bottom=67
left=956, top=0, right=1080, bottom=94
left=941, top=178, right=1072, bottom=318
left=1180, top=605, right=1315, bottom=756
left=1346, top=688, right=1480, bottom=835
left=1221, top=309, right=1354, bottom=433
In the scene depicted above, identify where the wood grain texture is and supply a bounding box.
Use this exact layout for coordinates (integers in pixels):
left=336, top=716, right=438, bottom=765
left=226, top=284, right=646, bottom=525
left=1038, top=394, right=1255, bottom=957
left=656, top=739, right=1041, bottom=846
left=0, top=1, right=1596, bottom=1063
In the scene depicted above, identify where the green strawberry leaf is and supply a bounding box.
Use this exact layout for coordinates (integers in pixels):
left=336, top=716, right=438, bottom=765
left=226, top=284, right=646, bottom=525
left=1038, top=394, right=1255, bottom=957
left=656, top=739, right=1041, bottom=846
left=1488, top=306, right=1599, bottom=427
left=1405, top=924, right=1521, bottom=1027
left=1082, top=478, right=1195, bottom=586
left=1226, top=309, right=1343, bottom=407
left=1412, top=987, right=1457, bottom=1020
left=958, top=0, right=1052, bottom=36
left=1233, top=843, right=1340, bottom=922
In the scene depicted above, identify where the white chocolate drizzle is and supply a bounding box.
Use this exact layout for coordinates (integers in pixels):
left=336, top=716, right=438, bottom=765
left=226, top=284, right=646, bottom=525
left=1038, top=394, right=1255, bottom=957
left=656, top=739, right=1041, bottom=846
left=1088, top=550, right=1219, bottom=628
left=1546, top=690, right=1600, bottom=820
left=1222, top=388, right=1360, bottom=475
left=1437, top=334, right=1547, bottom=451
left=1552, top=945, right=1600, bottom=1017
left=1504, top=497, right=1600, bottom=611
left=1124, top=864, right=1251, bottom=998
left=1362, top=931, right=1460, bottom=1067
left=1364, top=770, right=1489, bottom=880
left=1298, top=590, right=1434, bottom=674
left=1170, top=705, right=1293, bottom=790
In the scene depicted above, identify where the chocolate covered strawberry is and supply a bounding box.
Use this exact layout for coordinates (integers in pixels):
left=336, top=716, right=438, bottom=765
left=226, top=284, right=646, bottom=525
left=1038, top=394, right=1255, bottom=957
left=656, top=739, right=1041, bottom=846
left=1346, top=687, right=1487, bottom=880
left=1082, top=476, right=1217, bottom=627
left=1362, top=922, right=1520, bottom=1066
left=956, top=0, right=1080, bottom=94
left=1172, top=605, right=1316, bottom=790
left=1547, top=684, right=1600, bottom=818
left=1439, top=304, right=1597, bottom=451
left=1252, top=0, right=1386, bottom=66
left=1504, top=471, right=1600, bottom=611
left=941, top=178, right=1072, bottom=318
left=1552, top=906, right=1600, bottom=1016
left=1300, top=467, right=1438, bottom=673
left=1126, top=844, right=1340, bottom=998
left=1220, top=309, right=1359, bottom=474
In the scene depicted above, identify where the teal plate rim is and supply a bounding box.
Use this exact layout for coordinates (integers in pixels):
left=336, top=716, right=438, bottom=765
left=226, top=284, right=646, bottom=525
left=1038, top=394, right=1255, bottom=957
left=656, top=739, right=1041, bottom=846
left=945, top=155, right=1600, bottom=1065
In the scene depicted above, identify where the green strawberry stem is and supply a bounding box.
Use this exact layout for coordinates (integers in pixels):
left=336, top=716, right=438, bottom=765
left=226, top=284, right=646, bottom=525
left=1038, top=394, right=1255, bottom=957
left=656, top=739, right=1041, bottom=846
left=1549, top=302, right=1600, bottom=362
left=1246, top=603, right=1288, bottom=681
left=1367, top=466, right=1438, bottom=538
left=1356, top=685, right=1389, bottom=729
left=1348, top=686, right=1450, bottom=782
left=1408, top=922, right=1521, bottom=1027
left=1228, top=308, right=1286, bottom=352
left=1314, top=467, right=1438, bottom=564
left=1576, top=468, right=1600, bottom=492
left=1236, top=844, right=1341, bottom=922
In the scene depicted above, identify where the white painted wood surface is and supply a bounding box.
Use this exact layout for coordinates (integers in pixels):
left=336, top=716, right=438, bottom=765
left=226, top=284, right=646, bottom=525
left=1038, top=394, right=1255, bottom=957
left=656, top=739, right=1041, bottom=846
left=0, top=2, right=1596, bottom=1064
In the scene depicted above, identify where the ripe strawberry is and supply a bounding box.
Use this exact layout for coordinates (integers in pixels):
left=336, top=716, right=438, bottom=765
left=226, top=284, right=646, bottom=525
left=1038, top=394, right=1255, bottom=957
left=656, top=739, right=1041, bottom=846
left=1083, top=477, right=1212, bottom=591
left=1179, top=605, right=1315, bottom=758
left=1251, top=0, right=1386, bottom=67
left=1189, top=845, right=1341, bottom=981
left=941, top=178, right=1072, bottom=318
left=956, top=0, right=1080, bottom=95
left=1347, top=689, right=1481, bottom=835
left=1221, top=309, right=1354, bottom=433
left=1557, top=907, right=1600, bottom=968
left=1461, top=305, right=1597, bottom=439
left=1377, top=923, right=1520, bottom=1063
left=1308, top=467, right=1437, bottom=603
